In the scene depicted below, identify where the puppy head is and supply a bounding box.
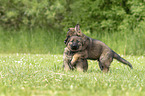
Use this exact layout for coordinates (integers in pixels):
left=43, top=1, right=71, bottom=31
left=64, top=24, right=84, bottom=44
left=66, top=36, right=84, bottom=52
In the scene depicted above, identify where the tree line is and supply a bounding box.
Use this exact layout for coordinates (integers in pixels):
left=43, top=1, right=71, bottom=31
left=0, top=0, right=145, bottom=33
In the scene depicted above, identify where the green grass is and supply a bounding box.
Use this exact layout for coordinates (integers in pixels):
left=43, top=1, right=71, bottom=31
left=0, top=27, right=65, bottom=54
left=0, top=54, right=145, bottom=96
left=0, top=27, right=145, bottom=55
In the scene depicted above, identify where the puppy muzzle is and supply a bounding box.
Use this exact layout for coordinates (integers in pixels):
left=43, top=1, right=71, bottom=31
left=71, top=43, right=79, bottom=50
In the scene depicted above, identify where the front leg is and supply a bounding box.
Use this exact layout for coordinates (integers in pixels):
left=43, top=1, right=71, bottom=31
left=63, top=49, right=72, bottom=71
left=63, top=57, right=71, bottom=71
left=71, top=53, right=81, bottom=66
left=71, top=51, right=88, bottom=66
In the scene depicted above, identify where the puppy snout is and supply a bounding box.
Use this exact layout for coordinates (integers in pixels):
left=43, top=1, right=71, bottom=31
left=71, top=43, right=79, bottom=50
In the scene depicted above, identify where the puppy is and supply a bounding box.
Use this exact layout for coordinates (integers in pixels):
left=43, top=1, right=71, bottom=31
left=64, top=24, right=133, bottom=73
left=63, top=36, right=88, bottom=72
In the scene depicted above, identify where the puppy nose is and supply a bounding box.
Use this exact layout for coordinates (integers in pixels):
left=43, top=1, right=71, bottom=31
left=72, top=43, right=77, bottom=47
left=71, top=43, right=78, bottom=50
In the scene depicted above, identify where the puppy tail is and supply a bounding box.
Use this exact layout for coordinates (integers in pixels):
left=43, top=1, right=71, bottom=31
left=113, top=51, right=133, bottom=69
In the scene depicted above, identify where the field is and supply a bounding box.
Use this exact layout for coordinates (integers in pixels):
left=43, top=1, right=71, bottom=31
left=0, top=27, right=145, bottom=55
left=1, top=1, right=145, bottom=95
left=0, top=54, right=144, bottom=96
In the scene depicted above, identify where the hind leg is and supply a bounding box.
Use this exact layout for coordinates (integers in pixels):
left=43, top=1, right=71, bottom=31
left=99, top=60, right=112, bottom=73
left=99, top=52, right=113, bottom=73
left=98, top=62, right=103, bottom=71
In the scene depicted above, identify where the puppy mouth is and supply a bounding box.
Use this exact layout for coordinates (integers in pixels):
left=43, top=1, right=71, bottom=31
left=70, top=45, right=79, bottom=51
left=71, top=46, right=79, bottom=50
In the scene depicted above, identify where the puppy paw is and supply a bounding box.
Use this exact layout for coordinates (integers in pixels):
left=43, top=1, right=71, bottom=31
left=71, top=60, right=75, bottom=66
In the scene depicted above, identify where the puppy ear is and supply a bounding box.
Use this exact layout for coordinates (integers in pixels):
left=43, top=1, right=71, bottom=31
left=64, top=38, right=67, bottom=44
left=82, top=37, right=90, bottom=50
left=75, top=24, right=84, bottom=37
left=82, top=37, right=86, bottom=45
left=75, top=24, right=80, bottom=32
left=67, top=28, right=76, bottom=37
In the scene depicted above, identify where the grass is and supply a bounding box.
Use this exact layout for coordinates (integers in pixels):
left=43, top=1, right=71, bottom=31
left=0, top=53, right=145, bottom=96
left=0, top=27, right=145, bottom=55
left=0, top=27, right=66, bottom=54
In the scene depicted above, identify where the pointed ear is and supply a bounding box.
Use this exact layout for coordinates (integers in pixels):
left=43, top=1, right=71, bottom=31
left=75, top=24, right=80, bottom=32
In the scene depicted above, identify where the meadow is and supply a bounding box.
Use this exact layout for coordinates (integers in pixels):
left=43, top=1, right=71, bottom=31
left=0, top=53, right=145, bottom=96
left=0, top=27, right=144, bottom=95
left=0, top=0, right=145, bottom=95
left=0, top=27, right=145, bottom=55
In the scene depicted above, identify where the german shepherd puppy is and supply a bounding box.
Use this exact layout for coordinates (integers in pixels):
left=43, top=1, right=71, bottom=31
left=63, top=36, right=88, bottom=72
left=64, top=24, right=133, bottom=73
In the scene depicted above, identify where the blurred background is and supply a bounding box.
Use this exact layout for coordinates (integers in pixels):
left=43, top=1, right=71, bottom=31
left=0, top=0, right=144, bottom=55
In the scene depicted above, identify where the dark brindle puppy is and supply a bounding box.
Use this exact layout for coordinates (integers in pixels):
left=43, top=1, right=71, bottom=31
left=63, top=36, right=88, bottom=72
left=64, top=24, right=133, bottom=73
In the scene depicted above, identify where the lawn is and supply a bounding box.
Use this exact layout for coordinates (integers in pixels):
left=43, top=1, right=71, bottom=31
left=0, top=54, right=145, bottom=96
